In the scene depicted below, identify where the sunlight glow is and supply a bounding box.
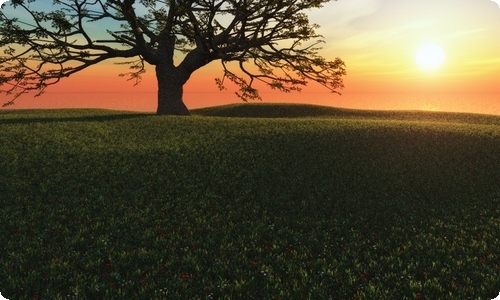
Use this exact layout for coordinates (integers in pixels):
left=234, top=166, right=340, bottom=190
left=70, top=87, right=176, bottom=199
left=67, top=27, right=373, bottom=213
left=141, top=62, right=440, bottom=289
left=415, top=44, right=446, bottom=71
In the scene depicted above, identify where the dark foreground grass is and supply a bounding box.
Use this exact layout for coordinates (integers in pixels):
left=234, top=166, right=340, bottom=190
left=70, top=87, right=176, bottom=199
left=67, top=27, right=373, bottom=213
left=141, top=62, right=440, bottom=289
left=1, top=105, right=500, bottom=299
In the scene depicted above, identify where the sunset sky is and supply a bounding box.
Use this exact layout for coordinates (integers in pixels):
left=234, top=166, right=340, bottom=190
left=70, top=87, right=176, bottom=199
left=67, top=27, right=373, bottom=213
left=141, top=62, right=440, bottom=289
left=1, top=0, right=500, bottom=115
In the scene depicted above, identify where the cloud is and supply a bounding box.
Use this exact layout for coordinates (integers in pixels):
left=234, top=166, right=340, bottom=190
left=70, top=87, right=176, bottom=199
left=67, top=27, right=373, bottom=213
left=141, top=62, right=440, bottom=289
left=440, top=28, right=488, bottom=41
left=338, top=19, right=438, bottom=49
left=309, top=0, right=380, bottom=30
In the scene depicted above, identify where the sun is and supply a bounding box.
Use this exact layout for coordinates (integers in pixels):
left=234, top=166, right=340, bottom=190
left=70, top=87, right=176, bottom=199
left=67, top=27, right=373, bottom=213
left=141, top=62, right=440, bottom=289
left=415, top=43, right=445, bottom=71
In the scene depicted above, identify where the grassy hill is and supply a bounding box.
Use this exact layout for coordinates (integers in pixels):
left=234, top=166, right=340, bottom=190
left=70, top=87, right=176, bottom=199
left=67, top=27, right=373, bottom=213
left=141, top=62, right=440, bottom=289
left=193, top=103, right=500, bottom=125
left=1, top=105, right=500, bottom=299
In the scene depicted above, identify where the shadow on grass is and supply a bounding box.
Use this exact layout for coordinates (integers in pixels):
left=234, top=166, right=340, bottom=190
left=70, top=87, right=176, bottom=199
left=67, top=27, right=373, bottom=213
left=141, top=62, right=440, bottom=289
left=0, top=112, right=152, bottom=125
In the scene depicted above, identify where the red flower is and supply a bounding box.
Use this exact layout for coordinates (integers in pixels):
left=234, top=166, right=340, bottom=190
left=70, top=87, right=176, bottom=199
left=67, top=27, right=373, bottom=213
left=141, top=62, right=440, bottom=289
left=104, top=261, right=112, bottom=272
left=181, top=273, right=189, bottom=281
left=416, top=291, right=422, bottom=299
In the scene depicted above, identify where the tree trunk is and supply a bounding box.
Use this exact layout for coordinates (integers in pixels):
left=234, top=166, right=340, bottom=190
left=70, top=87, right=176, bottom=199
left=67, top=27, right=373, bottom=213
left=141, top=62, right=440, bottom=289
left=155, top=63, right=190, bottom=116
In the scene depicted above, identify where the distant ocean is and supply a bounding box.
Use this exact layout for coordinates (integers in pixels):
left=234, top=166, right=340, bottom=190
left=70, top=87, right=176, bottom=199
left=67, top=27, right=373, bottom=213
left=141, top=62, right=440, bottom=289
left=2, top=92, right=499, bottom=116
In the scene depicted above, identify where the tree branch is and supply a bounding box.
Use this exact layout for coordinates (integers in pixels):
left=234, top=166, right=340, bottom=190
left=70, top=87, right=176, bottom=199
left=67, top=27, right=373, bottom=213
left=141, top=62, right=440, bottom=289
left=1, top=0, right=346, bottom=108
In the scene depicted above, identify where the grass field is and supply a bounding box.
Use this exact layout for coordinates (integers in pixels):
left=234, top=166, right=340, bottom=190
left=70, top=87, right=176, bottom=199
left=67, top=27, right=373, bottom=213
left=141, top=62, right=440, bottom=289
left=1, top=103, right=500, bottom=299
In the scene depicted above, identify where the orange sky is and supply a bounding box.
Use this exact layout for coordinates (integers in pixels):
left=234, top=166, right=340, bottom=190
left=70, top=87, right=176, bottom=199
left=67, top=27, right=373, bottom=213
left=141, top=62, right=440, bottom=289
left=1, top=0, right=500, bottom=115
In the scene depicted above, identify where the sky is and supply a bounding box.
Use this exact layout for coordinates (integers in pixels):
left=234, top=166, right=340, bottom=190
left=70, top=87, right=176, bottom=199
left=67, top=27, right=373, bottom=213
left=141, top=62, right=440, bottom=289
left=1, top=0, right=500, bottom=115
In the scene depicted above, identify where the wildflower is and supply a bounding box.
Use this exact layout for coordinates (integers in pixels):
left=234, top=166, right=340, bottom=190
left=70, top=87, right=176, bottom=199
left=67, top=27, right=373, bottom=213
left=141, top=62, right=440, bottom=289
left=104, top=261, right=112, bottom=272
left=416, top=291, right=422, bottom=299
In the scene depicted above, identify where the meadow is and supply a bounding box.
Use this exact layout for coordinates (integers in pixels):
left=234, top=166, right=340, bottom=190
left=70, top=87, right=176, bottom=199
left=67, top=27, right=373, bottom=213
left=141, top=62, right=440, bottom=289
left=1, top=103, right=500, bottom=299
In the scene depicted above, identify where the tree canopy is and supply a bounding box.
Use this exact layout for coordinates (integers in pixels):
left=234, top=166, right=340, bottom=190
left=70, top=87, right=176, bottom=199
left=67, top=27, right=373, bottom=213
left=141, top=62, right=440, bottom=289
left=0, top=0, right=346, bottom=115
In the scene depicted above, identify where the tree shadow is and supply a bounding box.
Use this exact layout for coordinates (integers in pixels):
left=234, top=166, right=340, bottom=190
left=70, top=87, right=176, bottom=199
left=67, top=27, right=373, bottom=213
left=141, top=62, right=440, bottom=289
left=0, top=112, right=152, bottom=125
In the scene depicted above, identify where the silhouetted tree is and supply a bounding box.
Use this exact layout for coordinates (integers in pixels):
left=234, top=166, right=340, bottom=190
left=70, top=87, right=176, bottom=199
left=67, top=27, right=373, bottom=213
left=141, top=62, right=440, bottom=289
left=0, top=0, right=346, bottom=115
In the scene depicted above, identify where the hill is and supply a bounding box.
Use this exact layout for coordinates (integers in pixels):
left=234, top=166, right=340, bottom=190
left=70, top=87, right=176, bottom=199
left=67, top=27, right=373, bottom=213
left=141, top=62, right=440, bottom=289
left=192, top=103, right=500, bottom=125
left=1, top=107, right=500, bottom=299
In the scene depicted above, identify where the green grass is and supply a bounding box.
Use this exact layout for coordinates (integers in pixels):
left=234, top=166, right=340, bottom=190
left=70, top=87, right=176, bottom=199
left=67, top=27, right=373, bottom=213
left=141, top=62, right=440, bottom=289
left=1, top=104, right=500, bottom=299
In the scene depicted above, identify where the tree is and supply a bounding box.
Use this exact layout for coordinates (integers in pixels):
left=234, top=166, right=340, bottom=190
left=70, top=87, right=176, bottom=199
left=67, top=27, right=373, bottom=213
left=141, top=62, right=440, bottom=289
left=0, top=0, right=346, bottom=115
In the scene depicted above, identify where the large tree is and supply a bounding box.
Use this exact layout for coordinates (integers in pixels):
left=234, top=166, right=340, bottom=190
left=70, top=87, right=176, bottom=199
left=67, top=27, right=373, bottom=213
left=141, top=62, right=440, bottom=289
left=0, top=0, right=346, bottom=115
